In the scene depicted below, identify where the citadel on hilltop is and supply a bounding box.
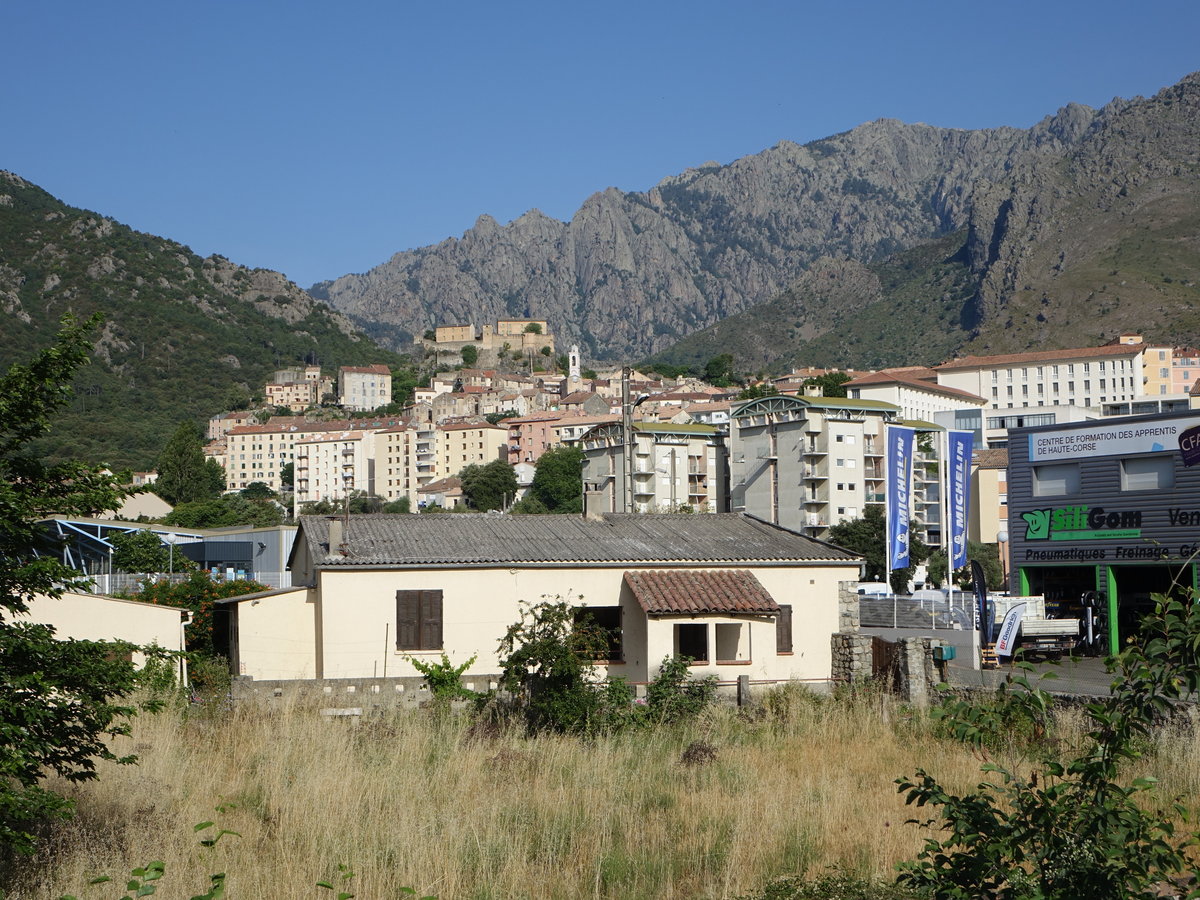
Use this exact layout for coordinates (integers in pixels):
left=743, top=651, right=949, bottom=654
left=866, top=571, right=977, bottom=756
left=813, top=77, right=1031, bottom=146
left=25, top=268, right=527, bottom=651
left=427, top=318, right=555, bottom=366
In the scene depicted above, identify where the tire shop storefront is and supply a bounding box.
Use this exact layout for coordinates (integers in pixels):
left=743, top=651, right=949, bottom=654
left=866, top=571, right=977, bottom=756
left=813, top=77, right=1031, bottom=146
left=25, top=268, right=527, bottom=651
left=1007, top=412, right=1200, bottom=655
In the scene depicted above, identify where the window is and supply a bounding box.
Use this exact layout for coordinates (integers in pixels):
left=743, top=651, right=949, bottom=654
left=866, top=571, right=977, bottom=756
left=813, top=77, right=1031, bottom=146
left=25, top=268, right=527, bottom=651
left=675, top=623, right=708, bottom=663
left=776, top=604, right=793, bottom=653
left=715, top=623, right=746, bottom=663
left=576, top=605, right=622, bottom=660
left=1121, top=456, right=1174, bottom=491
left=396, top=589, right=443, bottom=650
left=1033, top=463, right=1080, bottom=497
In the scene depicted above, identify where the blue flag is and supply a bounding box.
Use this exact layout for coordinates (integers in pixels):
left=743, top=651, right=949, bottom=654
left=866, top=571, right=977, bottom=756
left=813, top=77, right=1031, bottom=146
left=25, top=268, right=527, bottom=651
left=885, top=425, right=915, bottom=570
left=948, top=430, right=973, bottom=570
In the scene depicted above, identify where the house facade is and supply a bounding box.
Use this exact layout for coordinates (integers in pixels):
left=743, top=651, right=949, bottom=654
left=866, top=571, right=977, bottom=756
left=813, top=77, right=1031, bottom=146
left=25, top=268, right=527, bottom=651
left=220, top=513, right=861, bottom=686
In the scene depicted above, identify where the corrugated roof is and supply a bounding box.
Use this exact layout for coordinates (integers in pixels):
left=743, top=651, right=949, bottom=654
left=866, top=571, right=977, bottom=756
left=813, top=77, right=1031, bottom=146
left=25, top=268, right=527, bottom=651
left=624, top=569, right=780, bottom=616
left=299, top=513, right=861, bottom=567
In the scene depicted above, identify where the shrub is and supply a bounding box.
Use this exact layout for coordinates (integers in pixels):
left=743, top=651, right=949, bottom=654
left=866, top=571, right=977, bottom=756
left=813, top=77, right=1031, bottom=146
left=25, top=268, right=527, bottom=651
left=644, top=655, right=717, bottom=725
left=898, top=593, right=1200, bottom=899
left=410, top=652, right=477, bottom=705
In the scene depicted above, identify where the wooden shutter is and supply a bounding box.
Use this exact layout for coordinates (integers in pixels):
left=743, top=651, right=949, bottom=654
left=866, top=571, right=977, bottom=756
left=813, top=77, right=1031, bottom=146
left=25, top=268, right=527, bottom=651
left=419, top=590, right=443, bottom=651
left=776, top=604, right=793, bottom=654
left=396, top=591, right=420, bottom=650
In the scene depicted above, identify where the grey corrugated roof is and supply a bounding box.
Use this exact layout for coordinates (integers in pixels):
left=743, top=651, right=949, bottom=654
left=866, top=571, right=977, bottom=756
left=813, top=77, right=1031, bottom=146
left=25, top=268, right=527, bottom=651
left=299, top=513, right=860, bottom=567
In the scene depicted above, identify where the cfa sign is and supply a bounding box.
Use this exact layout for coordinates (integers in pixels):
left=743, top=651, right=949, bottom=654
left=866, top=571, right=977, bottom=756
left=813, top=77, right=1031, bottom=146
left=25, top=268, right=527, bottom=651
left=1028, top=417, right=1200, bottom=462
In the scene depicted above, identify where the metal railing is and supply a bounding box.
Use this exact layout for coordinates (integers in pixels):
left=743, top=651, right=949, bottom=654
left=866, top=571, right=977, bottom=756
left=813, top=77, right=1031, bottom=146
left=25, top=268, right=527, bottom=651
left=859, top=593, right=975, bottom=630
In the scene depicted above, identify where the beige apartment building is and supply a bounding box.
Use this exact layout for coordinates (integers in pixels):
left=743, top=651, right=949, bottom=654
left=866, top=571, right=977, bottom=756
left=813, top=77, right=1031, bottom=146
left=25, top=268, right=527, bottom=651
left=223, top=417, right=403, bottom=492
left=375, top=420, right=508, bottom=506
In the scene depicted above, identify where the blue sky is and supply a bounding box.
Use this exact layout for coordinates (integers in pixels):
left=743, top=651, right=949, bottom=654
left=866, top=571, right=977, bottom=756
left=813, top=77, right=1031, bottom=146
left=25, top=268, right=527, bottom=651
left=5, top=1, right=1198, bottom=288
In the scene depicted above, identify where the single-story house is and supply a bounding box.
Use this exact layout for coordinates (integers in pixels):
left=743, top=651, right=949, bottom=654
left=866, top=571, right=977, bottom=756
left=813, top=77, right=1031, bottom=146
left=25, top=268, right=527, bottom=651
left=20, top=590, right=189, bottom=669
left=217, top=513, right=861, bottom=685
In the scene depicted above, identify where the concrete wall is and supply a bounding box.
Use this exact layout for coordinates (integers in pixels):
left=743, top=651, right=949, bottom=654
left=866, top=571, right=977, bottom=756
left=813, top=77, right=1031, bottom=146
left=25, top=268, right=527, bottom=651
left=21, top=591, right=185, bottom=665
left=230, top=587, right=317, bottom=680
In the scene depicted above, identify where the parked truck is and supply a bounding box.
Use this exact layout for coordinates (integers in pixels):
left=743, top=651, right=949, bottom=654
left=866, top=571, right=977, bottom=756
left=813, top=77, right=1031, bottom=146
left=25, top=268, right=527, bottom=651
left=989, top=595, right=1080, bottom=659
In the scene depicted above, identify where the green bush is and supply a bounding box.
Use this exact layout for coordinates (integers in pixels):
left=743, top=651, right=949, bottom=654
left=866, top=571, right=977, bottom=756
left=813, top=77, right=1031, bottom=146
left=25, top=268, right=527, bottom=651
left=898, top=592, right=1200, bottom=899
left=644, top=655, right=717, bottom=725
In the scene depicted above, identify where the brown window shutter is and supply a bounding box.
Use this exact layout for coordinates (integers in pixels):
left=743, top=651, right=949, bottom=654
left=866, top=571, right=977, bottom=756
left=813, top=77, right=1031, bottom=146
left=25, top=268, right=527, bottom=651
left=396, top=591, right=420, bottom=650
left=420, top=590, right=443, bottom=651
left=776, top=604, right=793, bottom=654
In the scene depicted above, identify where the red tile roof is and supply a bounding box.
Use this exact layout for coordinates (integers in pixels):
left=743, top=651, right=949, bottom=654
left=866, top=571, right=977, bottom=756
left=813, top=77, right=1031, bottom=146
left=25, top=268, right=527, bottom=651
left=935, top=344, right=1143, bottom=371
left=623, top=569, right=780, bottom=616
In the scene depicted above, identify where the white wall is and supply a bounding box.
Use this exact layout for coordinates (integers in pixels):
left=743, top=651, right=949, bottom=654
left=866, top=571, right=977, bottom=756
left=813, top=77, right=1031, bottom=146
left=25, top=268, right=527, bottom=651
left=21, top=591, right=185, bottom=665
left=230, top=587, right=317, bottom=680
left=309, top=562, right=856, bottom=684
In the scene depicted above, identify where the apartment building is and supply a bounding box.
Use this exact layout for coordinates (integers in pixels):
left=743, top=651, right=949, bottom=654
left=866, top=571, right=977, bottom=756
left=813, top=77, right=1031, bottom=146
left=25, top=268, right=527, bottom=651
left=375, top=420, right=507, bottom=506
left=845, top=369, right=987, bottom=422
left=293, top=431, right=375, bottom=508
left=223, top=416, right=403, bottom=492
left=338, top=365, right=392, bottom=412
left=728, top=392, right=946, bottom=544
left=579, top=422, right=727, bottom=514
left=934, top=342, right=1145, bottom=411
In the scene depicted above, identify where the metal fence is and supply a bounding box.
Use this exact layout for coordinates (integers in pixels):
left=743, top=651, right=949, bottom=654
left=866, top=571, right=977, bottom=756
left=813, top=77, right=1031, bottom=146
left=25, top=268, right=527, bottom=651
left=859, top=593, right=976, bottom=630
left=87, top=571, right=291, bottom=596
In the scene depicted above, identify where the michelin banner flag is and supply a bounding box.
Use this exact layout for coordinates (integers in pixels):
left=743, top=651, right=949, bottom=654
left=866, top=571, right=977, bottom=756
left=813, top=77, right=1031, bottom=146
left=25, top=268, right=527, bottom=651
left=885, top=425, right=915, bottom=570
left=948, top=430, right=974, bottom=570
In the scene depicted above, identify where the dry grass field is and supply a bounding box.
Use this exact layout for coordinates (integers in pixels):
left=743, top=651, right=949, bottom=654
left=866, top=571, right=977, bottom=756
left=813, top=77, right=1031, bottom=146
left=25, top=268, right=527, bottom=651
left=6, top=684, right=1200, bottom=900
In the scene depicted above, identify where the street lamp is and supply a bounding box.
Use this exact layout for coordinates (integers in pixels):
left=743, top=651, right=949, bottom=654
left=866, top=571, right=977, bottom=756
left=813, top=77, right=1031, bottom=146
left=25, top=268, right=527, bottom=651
left=164, top=532, right=179, bottom=579
left=996, top=528, right=1009, bottom=594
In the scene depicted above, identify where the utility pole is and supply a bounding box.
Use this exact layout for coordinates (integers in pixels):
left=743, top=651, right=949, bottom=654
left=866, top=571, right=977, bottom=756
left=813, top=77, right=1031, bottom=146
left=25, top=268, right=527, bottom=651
left=622, top=366, right=634, bottom=513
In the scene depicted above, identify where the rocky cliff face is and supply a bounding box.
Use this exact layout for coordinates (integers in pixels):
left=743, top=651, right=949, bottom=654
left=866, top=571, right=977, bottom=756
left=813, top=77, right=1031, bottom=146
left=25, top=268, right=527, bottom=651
left=961, top=75, right=1200, bottom=353
left=311, top=106, right=1103, bottom=361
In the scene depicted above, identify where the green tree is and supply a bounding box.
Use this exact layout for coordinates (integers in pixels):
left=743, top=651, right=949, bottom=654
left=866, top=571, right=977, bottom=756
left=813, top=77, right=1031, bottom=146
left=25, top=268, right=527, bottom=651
left=279, top=461, right=294, bottom=489
left=240, top=481, right=276, bottom=500
left=129, top=572, right=264, bottom=657
left=926, top=541, right=1002, bottom=591
left=382, top=497, right=411, bottom=513
left=703, top=353, right=735, bottom=387
left=738, top=383, right=779, bottom=400
left=460, top=344, right=478, bottom=367
left=164, top=494, right=283, bottom=528
left=458, top=459, right=518, bottom=511
left=154, top=423, right=220, bottom=505
left=802, top=372, right=851, bottom=398
left=485, top=409, right=519, bottom=425
left=524, top=445, right=583, bottom=513
left=110, top=529, right=195, bottom=575
left=497, top=599, right=610, bottom=733
left=523, top=322, right=542, bottom=334
left=825, top=505, right=928, bottom=590
left=0, top=315, right=144, bottom=853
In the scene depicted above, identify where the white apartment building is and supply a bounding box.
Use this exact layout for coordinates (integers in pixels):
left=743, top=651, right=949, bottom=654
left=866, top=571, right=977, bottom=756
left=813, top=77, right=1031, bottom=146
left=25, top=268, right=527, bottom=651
left=579, top=422, right=727, bottom=514
left=729, top=392, right=942, bottom=545
left=845, top=370, right=987, bottom=422
left=293, top=431, right=375, bottom=508
left=933, top=343, right=1145, bottom=411
left=338, top=365, right=392, bottom=412
left=223, top=417, right=403, bottom=492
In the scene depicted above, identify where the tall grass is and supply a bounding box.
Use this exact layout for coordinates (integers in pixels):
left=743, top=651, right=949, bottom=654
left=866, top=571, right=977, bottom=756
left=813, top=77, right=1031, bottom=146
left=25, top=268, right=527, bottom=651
left=10, top=686, right=1199, bottom=900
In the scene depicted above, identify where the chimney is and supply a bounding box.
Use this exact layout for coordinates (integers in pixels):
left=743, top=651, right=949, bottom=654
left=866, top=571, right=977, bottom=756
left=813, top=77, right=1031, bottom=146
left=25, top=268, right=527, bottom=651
left=327, top=517, right=346, bottom=558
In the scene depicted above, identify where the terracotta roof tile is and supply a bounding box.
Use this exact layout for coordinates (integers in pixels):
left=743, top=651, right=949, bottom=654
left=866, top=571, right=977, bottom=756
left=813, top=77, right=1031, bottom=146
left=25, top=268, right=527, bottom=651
left=624, top=569, right=780, bottom=616
left=935, top=344, right=1143, bottom=371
